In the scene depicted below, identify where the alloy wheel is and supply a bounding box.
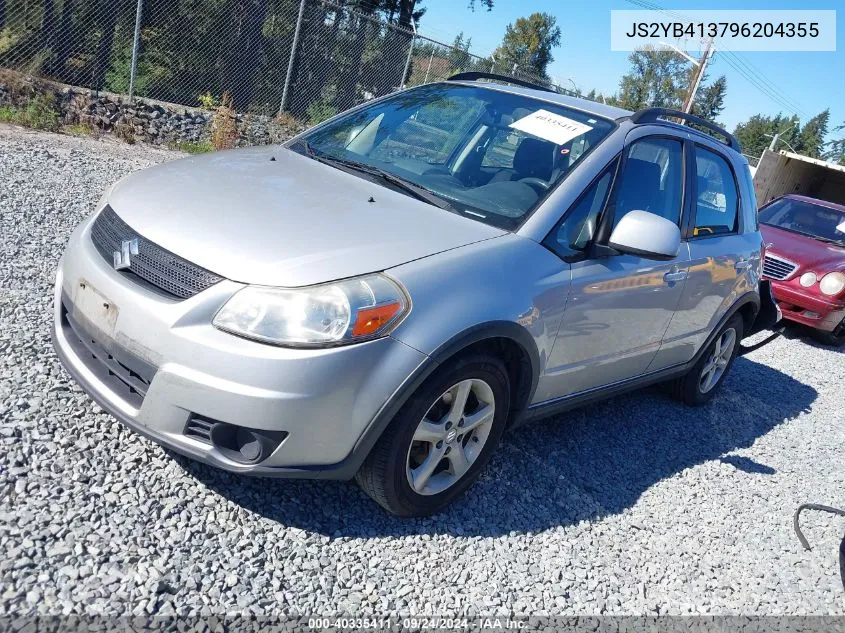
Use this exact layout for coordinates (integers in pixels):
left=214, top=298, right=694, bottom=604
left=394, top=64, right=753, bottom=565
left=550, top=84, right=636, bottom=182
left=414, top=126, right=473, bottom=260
left=405, top=378, right=496, bottom=496
left=699, top=327, right=737, bottom=393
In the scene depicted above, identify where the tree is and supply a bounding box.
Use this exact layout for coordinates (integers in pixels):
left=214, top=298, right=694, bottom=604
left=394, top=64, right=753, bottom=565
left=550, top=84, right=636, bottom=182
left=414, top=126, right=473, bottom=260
left=616, top=47, right=691, bottom=111
left=796, top=109, right=829, bottom=158
left=92, top=0, right=119, bottom=90
left=613, top=47, right=728, bottom=121
left=826, top=121, right=845, bottom=165
left=219, top=0, right=270, bottom=109
left=467, top=0, right=494, bottom=9
left=491, top=12, right=561, bottom=79
left=51, top=0, right=75, bottom=76
left=691, top=75, right=726, bottom=123
left=447, top=31, right=472, bottom=71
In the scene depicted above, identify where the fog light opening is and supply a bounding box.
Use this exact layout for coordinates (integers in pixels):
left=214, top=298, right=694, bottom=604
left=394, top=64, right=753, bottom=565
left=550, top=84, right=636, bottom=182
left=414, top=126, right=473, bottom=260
left=191, top=418, right=287, bottom=465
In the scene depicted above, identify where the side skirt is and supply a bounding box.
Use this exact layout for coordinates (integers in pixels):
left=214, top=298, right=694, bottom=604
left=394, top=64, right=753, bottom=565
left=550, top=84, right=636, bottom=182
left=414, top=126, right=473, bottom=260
left=517, top=361, right=690, bottom=425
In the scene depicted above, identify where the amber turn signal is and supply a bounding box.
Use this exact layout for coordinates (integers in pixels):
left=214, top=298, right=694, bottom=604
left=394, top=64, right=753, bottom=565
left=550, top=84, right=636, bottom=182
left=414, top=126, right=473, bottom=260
left=352, top=302, right=402, bottom=337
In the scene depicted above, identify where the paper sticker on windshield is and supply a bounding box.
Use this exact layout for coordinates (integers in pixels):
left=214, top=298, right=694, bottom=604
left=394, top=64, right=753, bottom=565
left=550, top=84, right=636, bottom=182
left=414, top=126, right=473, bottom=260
left=837, top=220, right=845, bottom=234
left=509, top=109, right=593, bottom=145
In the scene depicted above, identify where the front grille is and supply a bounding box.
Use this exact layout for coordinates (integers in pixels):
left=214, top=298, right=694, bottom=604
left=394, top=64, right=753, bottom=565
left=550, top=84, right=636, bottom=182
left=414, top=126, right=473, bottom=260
left=90, top=206, right=223, bottom=300
left=762, top=253, right=798, bottom=281
left=61, top=301, right=156, bottom=408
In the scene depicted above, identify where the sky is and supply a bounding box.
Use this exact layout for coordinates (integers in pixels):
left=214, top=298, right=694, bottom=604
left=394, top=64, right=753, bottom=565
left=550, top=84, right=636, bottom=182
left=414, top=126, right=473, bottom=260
left=417, top=0, right=844, bottom=154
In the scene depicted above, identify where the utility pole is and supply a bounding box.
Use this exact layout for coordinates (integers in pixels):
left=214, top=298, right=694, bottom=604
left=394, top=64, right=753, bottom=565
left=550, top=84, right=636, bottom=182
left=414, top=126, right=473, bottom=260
left=767, top=121, right=800, bottom=152
left=681, top=38, right=714, bottom=114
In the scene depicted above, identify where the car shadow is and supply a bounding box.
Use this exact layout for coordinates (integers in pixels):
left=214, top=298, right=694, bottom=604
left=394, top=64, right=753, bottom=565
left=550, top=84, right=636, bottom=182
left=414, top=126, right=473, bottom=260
left=719, top=455, right=776, bottom=475
left=177, top=355, right=816, bottom=537
left=781, top=322, right=845, bottom=353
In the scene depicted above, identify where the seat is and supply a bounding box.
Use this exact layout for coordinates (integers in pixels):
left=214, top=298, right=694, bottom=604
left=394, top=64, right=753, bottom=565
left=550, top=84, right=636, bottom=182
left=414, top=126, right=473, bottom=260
left=489, top=137, right=558, bottom=185
left=615, top=158, right=664, bottom=218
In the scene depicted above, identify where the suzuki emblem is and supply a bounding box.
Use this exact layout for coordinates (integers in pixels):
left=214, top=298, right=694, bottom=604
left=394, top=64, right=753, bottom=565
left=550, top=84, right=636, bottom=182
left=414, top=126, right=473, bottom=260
left=113, top=238, right=139, bottom=270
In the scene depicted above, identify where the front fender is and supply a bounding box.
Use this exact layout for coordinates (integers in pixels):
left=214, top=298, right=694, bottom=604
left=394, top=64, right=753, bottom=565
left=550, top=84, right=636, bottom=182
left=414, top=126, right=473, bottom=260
left=387, top=233, right=570, bottom=381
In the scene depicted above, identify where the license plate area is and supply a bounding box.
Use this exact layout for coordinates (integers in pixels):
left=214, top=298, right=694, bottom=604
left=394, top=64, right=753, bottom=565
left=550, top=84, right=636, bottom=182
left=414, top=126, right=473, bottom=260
left=71, top=279, right=119, bottom=338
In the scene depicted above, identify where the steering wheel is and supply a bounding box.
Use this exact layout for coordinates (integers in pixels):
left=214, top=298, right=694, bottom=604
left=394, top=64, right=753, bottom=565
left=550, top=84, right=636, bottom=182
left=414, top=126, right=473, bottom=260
left=518, top=177, right=551, bottom=195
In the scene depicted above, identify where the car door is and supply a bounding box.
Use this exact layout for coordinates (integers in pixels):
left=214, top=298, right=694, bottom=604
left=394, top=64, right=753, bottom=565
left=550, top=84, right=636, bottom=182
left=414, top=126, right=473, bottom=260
left=656, top=142, right=760, bottom=367
left=538, top=135, right=692, bottom=401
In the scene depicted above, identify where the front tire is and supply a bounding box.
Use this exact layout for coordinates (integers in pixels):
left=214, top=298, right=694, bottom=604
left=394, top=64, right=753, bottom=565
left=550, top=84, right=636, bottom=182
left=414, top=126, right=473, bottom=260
left=356, top=353, right=510, bottom=517
left=671, top=314, right=743, bottom=406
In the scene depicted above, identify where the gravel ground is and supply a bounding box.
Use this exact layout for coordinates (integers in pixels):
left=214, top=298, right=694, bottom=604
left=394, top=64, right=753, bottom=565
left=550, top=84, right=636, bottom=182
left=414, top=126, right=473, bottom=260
left=1, top=123, right=844, bottom=618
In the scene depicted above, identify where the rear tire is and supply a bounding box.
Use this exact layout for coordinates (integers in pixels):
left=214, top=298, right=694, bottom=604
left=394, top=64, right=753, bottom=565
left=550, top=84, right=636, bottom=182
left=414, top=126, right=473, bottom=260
left=671, top=314, right=744, bottom=406
left=810, top=326, right=845, bottom=347
left=355, top=353, right=510, bottom=517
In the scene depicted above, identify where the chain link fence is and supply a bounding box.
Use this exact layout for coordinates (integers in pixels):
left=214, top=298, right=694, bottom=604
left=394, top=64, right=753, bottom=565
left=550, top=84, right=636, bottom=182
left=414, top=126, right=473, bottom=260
left=0, top=0, right=577, bottom=127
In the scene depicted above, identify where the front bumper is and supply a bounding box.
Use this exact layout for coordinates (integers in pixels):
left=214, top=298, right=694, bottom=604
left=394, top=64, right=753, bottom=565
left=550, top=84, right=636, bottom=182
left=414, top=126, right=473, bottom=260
left=770, top=281, right=845, bottom=333
left=51, top=217, right=428, bottom=478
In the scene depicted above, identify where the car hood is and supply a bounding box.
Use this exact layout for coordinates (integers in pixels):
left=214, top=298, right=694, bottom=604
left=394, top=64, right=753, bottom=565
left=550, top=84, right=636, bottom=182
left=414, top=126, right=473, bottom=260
left=107, top=146, right=505, bottom=287
left=761, top=224, right=845, bottom=273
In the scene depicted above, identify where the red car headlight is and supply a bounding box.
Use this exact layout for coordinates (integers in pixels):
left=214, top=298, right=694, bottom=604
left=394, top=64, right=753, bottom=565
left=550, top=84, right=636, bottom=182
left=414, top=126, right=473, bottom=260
left=819, top=272, right=845, bottom=296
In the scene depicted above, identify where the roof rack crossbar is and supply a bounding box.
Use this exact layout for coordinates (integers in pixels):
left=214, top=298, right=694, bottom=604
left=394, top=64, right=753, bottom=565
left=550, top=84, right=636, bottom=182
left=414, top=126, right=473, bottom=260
left=446, top=72, right=555, bottom=94
left=630, top=107, right=741, bottom=152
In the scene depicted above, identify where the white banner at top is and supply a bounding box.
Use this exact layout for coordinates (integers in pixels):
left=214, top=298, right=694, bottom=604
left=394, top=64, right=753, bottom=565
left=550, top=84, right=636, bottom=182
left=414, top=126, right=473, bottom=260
left=610, top=10, right=836, bottom=52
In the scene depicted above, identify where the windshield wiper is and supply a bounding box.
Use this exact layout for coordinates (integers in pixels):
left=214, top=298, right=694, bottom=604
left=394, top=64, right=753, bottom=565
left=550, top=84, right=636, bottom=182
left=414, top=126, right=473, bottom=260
left=296, top=142, right=458, bottom=213
left=813, top=235, right=845, bottom=246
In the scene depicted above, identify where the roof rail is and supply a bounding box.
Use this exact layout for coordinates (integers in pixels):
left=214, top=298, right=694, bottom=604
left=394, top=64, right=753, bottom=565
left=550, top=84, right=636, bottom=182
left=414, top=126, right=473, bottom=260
left=446, top=72, right=556, bottom=94
left=630, top=107, right=741, bottom=152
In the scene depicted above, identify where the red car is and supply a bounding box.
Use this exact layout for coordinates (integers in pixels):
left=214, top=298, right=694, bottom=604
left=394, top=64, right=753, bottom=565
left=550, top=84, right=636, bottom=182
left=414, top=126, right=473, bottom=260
left=759, top=194, right=845, bottom=346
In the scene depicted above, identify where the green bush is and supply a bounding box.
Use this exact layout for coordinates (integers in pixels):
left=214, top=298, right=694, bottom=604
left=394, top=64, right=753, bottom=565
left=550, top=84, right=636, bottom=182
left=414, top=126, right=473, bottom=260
left=0, top=93, right=60, bottom=131
left=198, top=92, right=219, bottom=110
left=0, top=28, right=21, bottom=55
left=306, top=99, right=337, bottom=126
left=169, top=140, right=215, bottom=154
left=61, top=123, right=98, bottom=137
left=0, top=106, right=17, bottom=123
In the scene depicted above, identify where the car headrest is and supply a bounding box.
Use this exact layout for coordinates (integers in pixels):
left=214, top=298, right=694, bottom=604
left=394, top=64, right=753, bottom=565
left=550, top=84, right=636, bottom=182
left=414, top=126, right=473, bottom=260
left=513, top=138, right=557, bottom=181
left=617, top=158, right=663, bottom=214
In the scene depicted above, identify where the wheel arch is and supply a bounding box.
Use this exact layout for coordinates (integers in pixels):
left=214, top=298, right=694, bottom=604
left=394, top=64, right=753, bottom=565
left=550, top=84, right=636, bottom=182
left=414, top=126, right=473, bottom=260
left=735, top=294, right=760, bottom=337
left=697, top=290, right=760, bottom=363
left=345, top=321, right=541, bottom=478
left=427, top=321, right=541, bottom=424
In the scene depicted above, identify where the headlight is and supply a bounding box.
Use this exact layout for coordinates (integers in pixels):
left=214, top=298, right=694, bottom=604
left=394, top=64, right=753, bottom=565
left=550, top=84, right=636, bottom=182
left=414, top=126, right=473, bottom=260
left=212, top=274, right=409, bottom=347
left=799, top=272, right=817, bottom=287
left=819, top=271, right=845, bottom=296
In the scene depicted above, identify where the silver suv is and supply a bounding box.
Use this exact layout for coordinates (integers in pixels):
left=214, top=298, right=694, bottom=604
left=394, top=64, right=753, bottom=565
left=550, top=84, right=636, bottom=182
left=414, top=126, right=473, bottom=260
left=53, top=74, right=780, bottom=516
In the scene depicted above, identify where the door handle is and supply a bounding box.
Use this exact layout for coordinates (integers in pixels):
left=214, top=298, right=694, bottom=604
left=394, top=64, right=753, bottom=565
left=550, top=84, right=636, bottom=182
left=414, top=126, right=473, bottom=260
left=663, top=270, right=688, bottom=283
left=735, top=259, right=752, bottom=270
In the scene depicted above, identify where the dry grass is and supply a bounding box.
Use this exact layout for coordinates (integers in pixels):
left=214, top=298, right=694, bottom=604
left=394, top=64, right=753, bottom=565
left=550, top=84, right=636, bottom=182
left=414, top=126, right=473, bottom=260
left=113, top=123, right=136, bottom=144
left=210, top=91, right=238, bottom=151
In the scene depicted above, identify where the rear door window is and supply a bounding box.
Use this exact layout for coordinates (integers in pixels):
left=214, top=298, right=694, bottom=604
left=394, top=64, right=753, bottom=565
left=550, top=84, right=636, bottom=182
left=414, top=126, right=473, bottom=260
left=693, top=146, right=739, bottom=236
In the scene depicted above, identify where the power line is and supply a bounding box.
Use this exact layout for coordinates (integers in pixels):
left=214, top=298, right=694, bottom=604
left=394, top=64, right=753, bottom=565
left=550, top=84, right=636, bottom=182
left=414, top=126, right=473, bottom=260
left=622, top=0, right=810, bottom=120
left=716, top=53, right=808, bottom=119
left=719, top=51, right=809, bottom=118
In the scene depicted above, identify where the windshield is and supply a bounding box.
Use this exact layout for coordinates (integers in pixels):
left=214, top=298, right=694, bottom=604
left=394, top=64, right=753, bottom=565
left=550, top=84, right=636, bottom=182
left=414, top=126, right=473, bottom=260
left=759, top=197, right=845, bottom=245
left=294, top=83, right=615, bottom=229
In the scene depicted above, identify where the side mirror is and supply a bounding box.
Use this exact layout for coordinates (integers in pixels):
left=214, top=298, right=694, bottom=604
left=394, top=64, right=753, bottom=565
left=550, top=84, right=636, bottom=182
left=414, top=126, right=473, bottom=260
left=608, top=210, right=681, bottom=261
